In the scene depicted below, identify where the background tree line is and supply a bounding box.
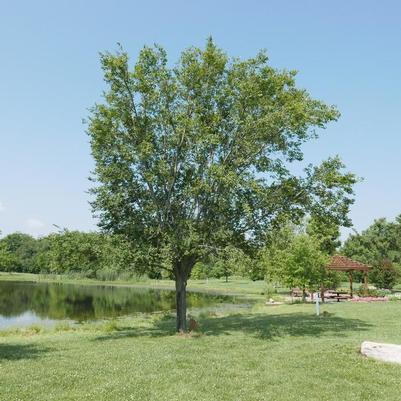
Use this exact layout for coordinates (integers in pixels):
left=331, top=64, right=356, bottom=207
left=1, top=213, right=401, bottom=289
left=0, top=230, right=143, bottom=280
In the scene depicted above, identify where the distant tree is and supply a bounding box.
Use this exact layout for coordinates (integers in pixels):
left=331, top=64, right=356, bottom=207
left=264, top=228, right=332, bottom=299
left=43, top=231, right=103, bottom=277
left=343, top=216, right=401, bottom=264
left=369, top=259, right=399, bottom=289
left=186, top=247, right=251, bottom=281
left=0, top=232, right=39, bottom=272
left=0, top=249, right=15, bottom=272
left=190, top=261, right=210, bottom=280
left=31, top=236, right=52, bottom=273
left=342, top=215, right=401, bottom=286
left=263, top=224, right=296, bottom=281
left=41, top=230, right=137, bottom=279
left=0, top=231, right=19, bottom=272
left=87, top=39, right=356, bottom=331
left=211, top=246, right=251, bottom=282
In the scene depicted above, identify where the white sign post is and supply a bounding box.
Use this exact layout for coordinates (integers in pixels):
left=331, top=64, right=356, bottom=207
left=315, top=292, right=320, bottom=316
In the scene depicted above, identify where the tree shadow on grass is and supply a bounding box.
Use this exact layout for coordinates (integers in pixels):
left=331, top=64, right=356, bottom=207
left=200, top=312, right=372, bottom=340
left=0, top=343, right=51, bottom=361
left=93, top=312, right=372, bottom=342
left=92, top=315, right=177, bottom=342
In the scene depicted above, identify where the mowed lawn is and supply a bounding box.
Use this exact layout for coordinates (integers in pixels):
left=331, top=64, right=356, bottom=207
left=1, top=302, right=401, bottom=401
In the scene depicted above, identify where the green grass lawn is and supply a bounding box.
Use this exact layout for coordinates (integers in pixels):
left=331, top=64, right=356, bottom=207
left=1, top=300, right=401, bottom=401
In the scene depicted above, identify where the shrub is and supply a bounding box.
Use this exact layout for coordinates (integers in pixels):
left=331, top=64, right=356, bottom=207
left=369, top=259, right=399, bottom=289
left=96, top=269, right=119, bottom=281
left=356, top=287, right=392, bottom=297
left=54, top=322, right=72, bottom=332
left=191, top=262, right=209, bottom=280
left=102, top=320, right=119, bottom=332
left=357, top=286, right=378, bottom=297
left=265, top=283, right=278, bottom=299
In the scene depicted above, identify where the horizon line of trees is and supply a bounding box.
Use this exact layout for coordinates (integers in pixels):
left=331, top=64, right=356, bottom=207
left=1, top=213, right=400, bottom=289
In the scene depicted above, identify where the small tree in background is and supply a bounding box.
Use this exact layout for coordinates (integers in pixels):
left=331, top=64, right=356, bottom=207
left=0, top=232, right=19, bottom=272
left=370, top=259, right=399, bottom=289
left=213, top=246, right=251, bottom=282
left=286, top=235, right=330, bottom=300
left=187, top=247, right=251, bottom=281
left=36, top=230, right=138, bottom=279
left=265, top=230, right=330, bottom=300
left=342, top=215, right=401, bottom=285
left=343, top=216, right=401, bottom=266
left=0, top=232, right=40, bottom=273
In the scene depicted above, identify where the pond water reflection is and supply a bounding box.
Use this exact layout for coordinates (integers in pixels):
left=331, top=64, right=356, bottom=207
left=0, top=280, right=234, bottom=329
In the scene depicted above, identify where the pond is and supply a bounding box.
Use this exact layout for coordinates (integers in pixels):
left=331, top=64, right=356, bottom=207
left=0, top=280, right=235, bottom=329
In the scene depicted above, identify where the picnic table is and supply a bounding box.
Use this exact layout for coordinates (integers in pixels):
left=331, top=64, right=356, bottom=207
left=324, top=290, right=351, bottom=302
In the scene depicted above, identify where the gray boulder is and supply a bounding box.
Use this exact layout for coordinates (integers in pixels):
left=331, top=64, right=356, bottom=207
left=361, top=341, right=401, bottom=364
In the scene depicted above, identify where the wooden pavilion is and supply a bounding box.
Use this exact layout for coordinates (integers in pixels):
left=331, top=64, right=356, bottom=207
left=326, top=255, right=371, bottom=297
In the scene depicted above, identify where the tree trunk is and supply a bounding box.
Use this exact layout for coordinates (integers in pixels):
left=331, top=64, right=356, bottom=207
left=174, top=256, right=196, bottom=333
left=175, top=271, right=187, bottom=332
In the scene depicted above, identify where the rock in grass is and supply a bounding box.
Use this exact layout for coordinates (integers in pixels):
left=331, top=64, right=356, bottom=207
left=361, top=341, right=401, bottom=364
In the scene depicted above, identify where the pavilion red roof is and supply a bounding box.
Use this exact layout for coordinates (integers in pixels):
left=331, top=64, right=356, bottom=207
left=326, top=255, right=370, bottom=272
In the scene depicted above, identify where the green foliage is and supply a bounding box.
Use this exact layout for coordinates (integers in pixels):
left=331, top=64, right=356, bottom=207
left=356, top=286, right=392, bottom=297
left=343, top=216, right=401, bottom=265
left=264, top=283, right=278, bottom=299
left=87, top=39, right=355, bottom=289
left=102, top=319, right=119, bottom=333
left=0, top=232, right=41, bottom=272
left=190, top=262, right=209, bottom=280
left=0, top=242, right=19, bottom=272
left=342, top=215, right=401, bottom=287
left=190, top=246, right=257, bottom=281
left=210, top=246, right=252, bottom=281
left=283, top=234, right=330, bottom=291
left=263, top=226, right=332, bottom=292
left=41, top=230, right=138, bottom=279
left=369, top=259, right=399, bottom=290
left=306, top=215, right=340, bottom=255
left=0, top=229, right=144, bottom=279
left=44, top=231, right=103, bottom=276
left=262, top=224, right=296, bottom=282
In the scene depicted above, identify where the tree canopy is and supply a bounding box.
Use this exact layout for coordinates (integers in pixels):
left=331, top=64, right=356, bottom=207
left=263, top=224, right=338, bottom=298
left=343, top=216, right=401, bottom=265
left=0, top=230, right=140, bottom=280
left=0, top=232, right=42, bottom=272
left=342, top=215, right=401, bottom=288
left=87, top=39, right=357, bottom=331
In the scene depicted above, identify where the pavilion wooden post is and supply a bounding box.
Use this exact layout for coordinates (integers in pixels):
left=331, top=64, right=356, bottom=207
left=348, top=271, right=353, bottom=298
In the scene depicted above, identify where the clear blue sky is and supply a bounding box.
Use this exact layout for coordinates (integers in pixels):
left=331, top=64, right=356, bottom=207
left=1, top=0, right=400, bottom=240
